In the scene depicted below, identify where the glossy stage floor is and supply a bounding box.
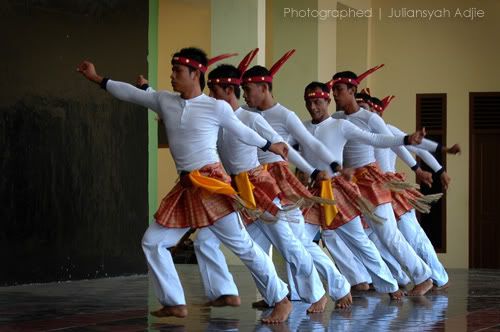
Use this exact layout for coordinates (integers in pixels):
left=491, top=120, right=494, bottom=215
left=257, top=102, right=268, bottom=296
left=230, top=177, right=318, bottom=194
left=1, top=266, right=500, bottom=331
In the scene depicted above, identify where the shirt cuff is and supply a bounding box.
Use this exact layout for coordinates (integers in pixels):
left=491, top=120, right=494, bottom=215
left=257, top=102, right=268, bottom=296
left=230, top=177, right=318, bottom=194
left=261, top=140, right=272, bottom=152
left=330, top=162, right=340, bottom=173
left=100, top=77, right=109, bottom=90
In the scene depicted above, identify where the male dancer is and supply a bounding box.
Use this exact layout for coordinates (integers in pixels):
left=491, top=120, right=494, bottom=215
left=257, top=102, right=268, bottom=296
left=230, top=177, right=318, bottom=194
left=241, top=51, right=352, bottom=309
left=358, top=91, right=460, bottom=290
left=329, top=66, right=433, bottom=295
left=76, top=47, right=292, bottom=323
left=187, top=50, right=330, bottom=313
left=294, top=81, right=425, bottom=300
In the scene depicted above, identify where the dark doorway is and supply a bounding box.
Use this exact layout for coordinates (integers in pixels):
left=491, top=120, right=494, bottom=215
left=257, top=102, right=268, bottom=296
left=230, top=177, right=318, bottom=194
left=0, top=0, right=149, bottom=285
left=469, top=92, right=500, bottom=268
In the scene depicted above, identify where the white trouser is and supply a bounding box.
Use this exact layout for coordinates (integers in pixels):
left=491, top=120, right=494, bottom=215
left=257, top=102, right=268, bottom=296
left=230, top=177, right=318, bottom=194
left=398, top=209, right=449, bottom=287
left=254, top=216, right=326, bottom=303
left=323, top=217, right=399, bottom=293
left=193, top=221, right=271, bottom=301
left=320, top=224, right=372, bottom=287
left=364, top=203, right=432, bottom=285
left=286, top=210, right=351, bottom=301
left=301, top=223, right=371, bottom=287
left=194, top=215, right=326, bottom=303
left=193, top=227, right=239, bottom=300
left=365, top=227, right=412, bottom=286
left=142, top=212, right=288, bottom=306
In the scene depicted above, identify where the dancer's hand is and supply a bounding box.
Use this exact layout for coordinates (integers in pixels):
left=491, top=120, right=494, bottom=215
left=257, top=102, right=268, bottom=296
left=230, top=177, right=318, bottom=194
left=268, top=142, right=288, bottom=160
left=444, top=143, right=461, bottom=155
left=76, top=60, right=103, bottom=84
left=440, top=171, right=451, bottom=191
left=416, top=168, right=433, bottom=187
left=407, top=127, right=426, bottom=145
left=316, top=170, right=330, bottom=181
left=136, top=74, right=149, bottom=87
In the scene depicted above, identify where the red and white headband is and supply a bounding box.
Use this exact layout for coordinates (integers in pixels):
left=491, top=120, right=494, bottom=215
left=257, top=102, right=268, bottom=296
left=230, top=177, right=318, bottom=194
left=172, top=52, right=238, bottom=74
left=304, top=90, right=331, bottom=101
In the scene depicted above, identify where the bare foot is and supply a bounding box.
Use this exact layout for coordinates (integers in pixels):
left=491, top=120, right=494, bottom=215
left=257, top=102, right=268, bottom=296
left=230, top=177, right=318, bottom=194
left=432, top=281, right=449, bottom=292
left=252, top=299, right=271, bottom=309
left=352, top=282, right=370, bottom=291
left=206, top=295, right=241, bottom=307
left=150, top=305, right=188, bottom=318
left=389, top=289, right=405, bottom=301
left=408, top=279, right=433, bottom=296
left=335, top=292, right=352, bottom=309
left=307, top=294, right=327, bottom=313
left=261, top=297, right=292, bottom=324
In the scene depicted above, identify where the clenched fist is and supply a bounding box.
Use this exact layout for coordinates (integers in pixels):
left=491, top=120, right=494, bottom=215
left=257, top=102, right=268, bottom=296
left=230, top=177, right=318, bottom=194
left=76, top=60, right=102, bottom=84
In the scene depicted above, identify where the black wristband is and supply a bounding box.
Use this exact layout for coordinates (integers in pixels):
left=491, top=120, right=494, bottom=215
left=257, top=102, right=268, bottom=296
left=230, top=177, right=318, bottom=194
left=261, top=140, right=272, bottom=152
left=436, top=167, right=445, bottom=176
left=137, top=83, right=149, bottom=91
left=311, top=169, right=320, bottom=180
left=100, top=77, right=109, bottom=90
left=330, top=162, right=340, bottom=173
left=411, top=162, right=420, bottom=171
left=403, top=135, right=410, bottom=145
left=435, top=142, right=443, bottom=153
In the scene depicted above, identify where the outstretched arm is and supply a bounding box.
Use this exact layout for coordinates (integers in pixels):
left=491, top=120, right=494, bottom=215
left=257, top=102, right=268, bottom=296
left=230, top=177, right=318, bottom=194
left=287, top=145, right=315, bottom=175
left=368, top=115, right=434, bottom=186
left=252, top=114, right=284, bottom=144
left=342, top=120, right=426, bottom=147
left=286, top=112, right=341, bottom=173
left=219, top=103, right=287, bottom=160
left=76, top=61, right=161, bottom=112
left=407, top=146, right=451, bottom=190
left=389, top=124, right=461, bottom=155
left=389, top=124, right=459, bottom=190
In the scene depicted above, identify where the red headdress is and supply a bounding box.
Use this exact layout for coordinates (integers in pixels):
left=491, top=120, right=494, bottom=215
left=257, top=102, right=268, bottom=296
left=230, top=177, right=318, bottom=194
left=327, top=64, right=384, bottom=87
left=359, top=88, right=396, bottom=114
left=207, top=48, right=259, bottom=85
left=242, top=49, right=296, bottom=84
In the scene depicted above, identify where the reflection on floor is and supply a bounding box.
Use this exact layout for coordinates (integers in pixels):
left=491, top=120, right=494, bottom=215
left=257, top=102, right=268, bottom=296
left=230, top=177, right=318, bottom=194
left=1, top=267, right=500, bottom=331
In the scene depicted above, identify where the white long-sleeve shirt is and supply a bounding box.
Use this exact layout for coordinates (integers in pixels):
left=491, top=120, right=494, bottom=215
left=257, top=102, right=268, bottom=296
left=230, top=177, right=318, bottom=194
left=300, top=117, right=407, bottom=176
left=383, top=124, right=443, bottom=173
left=333, top=108, right=418, bottom=169
left=218, top=108, right=282, bottom=175
left=287, top=145, right=316, bottom=176
left=247, top=103, right=338, bottom=168
left=105, top=80, right=268, bottom=172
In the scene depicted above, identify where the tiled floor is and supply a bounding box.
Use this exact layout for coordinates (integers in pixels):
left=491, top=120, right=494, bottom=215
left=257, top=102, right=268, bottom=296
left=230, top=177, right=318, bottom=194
left=1, top=267, right=500, bottom=331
